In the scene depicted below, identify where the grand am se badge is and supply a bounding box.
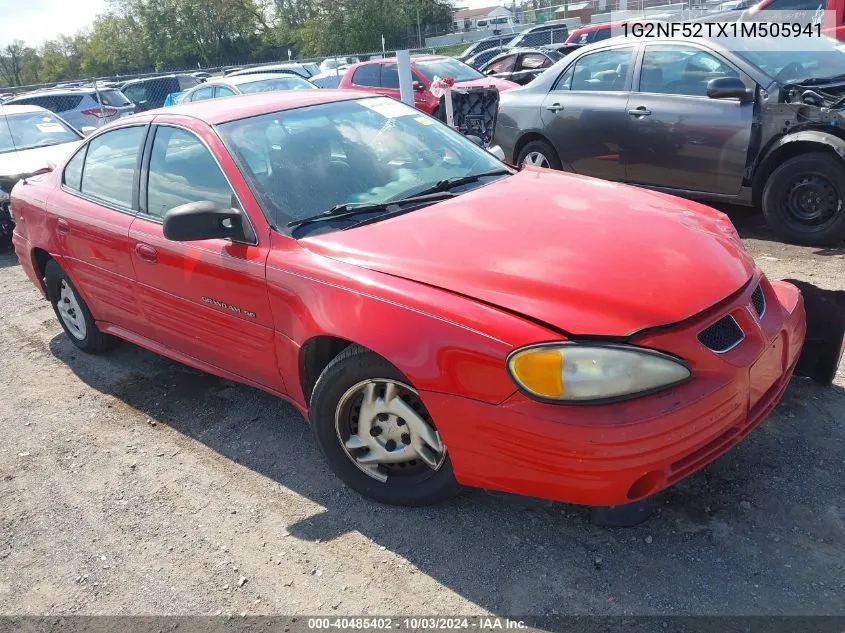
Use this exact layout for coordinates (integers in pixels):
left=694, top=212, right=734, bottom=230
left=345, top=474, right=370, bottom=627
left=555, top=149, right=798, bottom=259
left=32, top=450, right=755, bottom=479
left=201, top=296, right=256, bottom=319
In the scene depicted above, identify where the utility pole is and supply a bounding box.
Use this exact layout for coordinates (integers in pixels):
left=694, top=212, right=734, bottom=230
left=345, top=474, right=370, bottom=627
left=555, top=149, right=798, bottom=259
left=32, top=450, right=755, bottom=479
left=416, top=4, right=423, bottom=48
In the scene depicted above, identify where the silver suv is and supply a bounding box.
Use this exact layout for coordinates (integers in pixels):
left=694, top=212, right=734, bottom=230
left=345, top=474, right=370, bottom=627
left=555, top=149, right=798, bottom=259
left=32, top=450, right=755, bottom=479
left=3, top=87, right=135, bottom=131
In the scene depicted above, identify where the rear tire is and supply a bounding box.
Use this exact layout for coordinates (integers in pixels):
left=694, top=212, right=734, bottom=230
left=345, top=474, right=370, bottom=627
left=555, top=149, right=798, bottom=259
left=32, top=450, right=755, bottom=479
left=309, top=345, right=461, bottom=506
left=761, top=153, right=845, bottom=245
left=517, top=139, right=561, bottom=170
left=44, top=260, right=117, bottom=354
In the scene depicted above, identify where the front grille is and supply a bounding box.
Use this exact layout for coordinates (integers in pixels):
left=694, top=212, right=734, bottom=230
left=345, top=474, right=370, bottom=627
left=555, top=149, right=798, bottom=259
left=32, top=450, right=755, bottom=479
left=751, top=284, right=766, bottom=318
left=698, top=315, right=744, bottom=353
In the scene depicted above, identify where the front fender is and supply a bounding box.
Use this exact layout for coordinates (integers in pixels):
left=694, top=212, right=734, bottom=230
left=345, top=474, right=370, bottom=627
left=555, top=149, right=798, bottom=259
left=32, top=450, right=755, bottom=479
left=265, top=236, right=559, bottom=409
left=755, top=129, right=845, bottom=182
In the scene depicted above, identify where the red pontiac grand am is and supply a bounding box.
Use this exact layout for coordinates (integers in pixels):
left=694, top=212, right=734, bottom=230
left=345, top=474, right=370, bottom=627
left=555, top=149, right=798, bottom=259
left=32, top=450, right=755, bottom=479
left=11, top=91, right=815, bottom=508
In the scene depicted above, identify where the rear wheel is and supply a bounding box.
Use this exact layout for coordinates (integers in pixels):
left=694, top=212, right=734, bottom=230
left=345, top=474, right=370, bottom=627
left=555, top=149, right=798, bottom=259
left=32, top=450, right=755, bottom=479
left=44, top=260, right=117, bottom=353
left=310, top=345, right=461, bottom=506
left=517, top=139, right=561, bottom=170
left=761, top=152, right=845, bottom=245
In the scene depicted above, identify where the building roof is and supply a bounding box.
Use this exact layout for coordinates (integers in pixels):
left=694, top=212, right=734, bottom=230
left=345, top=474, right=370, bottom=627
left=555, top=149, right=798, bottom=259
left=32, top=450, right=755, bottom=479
left=454, top=5, right=509, bottom=18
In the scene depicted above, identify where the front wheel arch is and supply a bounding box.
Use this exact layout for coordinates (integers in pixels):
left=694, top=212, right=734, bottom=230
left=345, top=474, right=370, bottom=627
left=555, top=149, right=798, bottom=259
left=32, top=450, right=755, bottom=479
left=752, top=136, right=845, bottom=206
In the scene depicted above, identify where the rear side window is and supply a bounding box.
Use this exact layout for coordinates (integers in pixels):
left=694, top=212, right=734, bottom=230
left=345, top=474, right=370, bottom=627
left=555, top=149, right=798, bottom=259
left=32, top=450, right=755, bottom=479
left=80, top=126, right=145, bottom=209
left=381, top=64, right=400, bottom=88
left=519, top=53, right=552, bottom=70
left=122, top=84, right=147, bottom=105
left=63, top=147, right=86, bottom=190
left=12, top=94, right=83, bottom=113
left=485, top=54, right=517, bottom=74
left=98, top=90, right=132, bottom=107
left=146, top=126, right=234, bottom=219
left=352, top=65, right=380, bottom=87
left=190, top=86, right=215, bottom=102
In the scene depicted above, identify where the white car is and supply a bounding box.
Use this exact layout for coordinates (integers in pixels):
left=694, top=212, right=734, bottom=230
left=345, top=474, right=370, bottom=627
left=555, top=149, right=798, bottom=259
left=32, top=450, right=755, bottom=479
left=319, top=56, right=360, bottom=74
left=0, top=105, right=82, bottom=250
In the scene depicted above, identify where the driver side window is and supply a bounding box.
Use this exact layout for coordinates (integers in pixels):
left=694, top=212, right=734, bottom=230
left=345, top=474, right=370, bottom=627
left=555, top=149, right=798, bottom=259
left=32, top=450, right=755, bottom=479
left=639, top=45, right=740, bottom=97
left=145, top=126, right=236, bottom=219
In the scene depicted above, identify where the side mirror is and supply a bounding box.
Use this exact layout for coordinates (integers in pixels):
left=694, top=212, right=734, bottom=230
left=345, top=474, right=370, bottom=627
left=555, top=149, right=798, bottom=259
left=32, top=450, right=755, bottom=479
left=412, top=81, right=425, bottom=92
left=488, top=145, right=506, bottom=161
left=162, top=201, right=254, bottom=243
left=707, top=77, right=752, bottom=102
left=80, top=126, right=97, bottom=136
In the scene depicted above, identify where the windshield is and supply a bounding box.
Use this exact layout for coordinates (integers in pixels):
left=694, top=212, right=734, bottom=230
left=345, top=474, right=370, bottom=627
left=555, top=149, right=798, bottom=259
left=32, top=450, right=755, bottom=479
left=239, top=77, right=317, bottom=93
left=217, top=98, right=506, bottom=233
left=414, top=58, right=483, bottom=82
left=734, top=39, right=845, bottom=83
left=0, top=111, right=80, bottom=154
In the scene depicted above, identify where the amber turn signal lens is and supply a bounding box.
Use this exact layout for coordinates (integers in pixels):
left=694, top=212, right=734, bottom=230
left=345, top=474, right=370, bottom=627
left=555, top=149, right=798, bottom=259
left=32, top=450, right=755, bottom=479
left=509, top=347, right=565, bottom=399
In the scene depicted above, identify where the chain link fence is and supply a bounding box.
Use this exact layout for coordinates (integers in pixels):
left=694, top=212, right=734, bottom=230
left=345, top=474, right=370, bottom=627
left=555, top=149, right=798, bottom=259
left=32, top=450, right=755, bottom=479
left=0, top=0, right=713, bottom=129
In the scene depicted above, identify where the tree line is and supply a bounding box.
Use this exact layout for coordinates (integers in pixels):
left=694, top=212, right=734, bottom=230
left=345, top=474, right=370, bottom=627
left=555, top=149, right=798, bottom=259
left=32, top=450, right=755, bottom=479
left=0, top=0, right=456, bottom=88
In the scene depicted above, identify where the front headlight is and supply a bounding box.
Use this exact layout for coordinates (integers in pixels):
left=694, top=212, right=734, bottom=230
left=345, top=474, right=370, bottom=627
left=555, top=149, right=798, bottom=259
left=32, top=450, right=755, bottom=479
left=507, top=343, right=691, bottom=403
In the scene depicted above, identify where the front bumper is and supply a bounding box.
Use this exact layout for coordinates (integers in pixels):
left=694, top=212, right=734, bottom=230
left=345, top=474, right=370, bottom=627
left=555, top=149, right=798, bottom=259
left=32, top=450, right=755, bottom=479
left=422, top=276, right=806, bottom=507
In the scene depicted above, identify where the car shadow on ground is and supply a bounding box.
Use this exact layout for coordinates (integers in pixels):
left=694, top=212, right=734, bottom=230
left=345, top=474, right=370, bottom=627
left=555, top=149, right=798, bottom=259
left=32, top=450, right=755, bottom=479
left=47, top=333, right=845, bottom=615
left=716, top=204, right=845, bottom=254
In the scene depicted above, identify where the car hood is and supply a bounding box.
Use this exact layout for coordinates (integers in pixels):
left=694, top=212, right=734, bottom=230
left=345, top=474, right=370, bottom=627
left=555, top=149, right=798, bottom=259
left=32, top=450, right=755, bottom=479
left=301, top=169, right=753, bottom=337
left=0, top=141, right=80, bottom=182
left=454, top=76, right=519, bottom=91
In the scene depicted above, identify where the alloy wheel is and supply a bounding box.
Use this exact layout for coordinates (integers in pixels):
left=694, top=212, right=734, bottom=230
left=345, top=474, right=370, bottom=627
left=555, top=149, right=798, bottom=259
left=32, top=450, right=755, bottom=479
left=522, top=151, right=550, bottom=168
left=56, top=279, right=87, bottom=341
left=335, top=378, right=446, bottom=483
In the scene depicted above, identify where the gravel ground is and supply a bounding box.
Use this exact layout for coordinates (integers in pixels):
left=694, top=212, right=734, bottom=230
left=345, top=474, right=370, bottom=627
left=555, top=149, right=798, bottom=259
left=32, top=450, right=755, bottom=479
left=0, top=207, right=843, bottom=617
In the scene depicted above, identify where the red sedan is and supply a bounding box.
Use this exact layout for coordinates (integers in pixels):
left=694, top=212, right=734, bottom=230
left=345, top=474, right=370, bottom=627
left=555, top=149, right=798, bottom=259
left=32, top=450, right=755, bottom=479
left=11, top=91, right=811, bottom=508
left=338, top=55, right=519, bottom=116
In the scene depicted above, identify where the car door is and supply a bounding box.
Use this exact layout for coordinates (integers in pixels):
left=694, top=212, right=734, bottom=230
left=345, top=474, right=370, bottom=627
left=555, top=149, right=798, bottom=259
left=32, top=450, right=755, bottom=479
left=624, top=43, right=753, bottom=195
left=46, top=124, right=148, bottom=332
left=128, top=121, right=280, bottom=390
left=540, top=45, right=636, bottom=181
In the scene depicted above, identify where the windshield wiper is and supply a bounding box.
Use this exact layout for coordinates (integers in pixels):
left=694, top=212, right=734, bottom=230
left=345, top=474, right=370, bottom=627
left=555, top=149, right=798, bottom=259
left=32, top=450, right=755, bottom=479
left=286, top=191, right=455, bottom=231
left=787, top=73, right=845, bottom=87
left=408, top=168, right=512, bottom=198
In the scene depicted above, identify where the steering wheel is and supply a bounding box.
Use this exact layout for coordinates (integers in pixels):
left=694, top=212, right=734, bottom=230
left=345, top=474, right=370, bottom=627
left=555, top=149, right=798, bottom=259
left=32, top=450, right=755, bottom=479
left=775, top=61, right=806, bottom=82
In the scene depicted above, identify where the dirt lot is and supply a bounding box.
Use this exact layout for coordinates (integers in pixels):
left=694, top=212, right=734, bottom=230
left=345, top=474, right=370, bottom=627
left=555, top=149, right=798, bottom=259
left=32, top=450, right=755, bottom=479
left=0, top=208, right=843, bottom=617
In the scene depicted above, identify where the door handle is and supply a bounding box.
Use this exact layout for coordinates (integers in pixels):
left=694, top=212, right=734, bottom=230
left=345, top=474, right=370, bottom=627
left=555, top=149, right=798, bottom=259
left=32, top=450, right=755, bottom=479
left=546, top=102, right=564, bottom=113
left=134, top=243, right=158, bottom=263
left=56, top=218, right=70, bottom=236
left=628, top=107, right=652, bottom=117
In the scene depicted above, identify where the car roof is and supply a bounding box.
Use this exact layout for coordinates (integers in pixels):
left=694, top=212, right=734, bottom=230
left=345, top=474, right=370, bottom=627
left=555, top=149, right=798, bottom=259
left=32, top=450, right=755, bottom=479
left=6, top=87, right=97, bottom=98
left=0, top=104, right=52, bottom=116
left=356, top=55, right=445, bottom=65
left=121, top=74, right=190, bottom=87
left=228, top=63, right=309, bottom=74
left=206, top=73, right=312, bottom=87
left=142, top=89, right=368, bottom=124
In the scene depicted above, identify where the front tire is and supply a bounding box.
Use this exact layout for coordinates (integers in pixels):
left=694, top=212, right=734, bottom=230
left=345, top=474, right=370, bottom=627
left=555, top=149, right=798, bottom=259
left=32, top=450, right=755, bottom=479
left=309, top=345, right=461, bottom=506
left=517, top=139, right=561, bottom=170
left=44, top=260, right=117, bottom=353
left=761, top=152, right=845, bottom=245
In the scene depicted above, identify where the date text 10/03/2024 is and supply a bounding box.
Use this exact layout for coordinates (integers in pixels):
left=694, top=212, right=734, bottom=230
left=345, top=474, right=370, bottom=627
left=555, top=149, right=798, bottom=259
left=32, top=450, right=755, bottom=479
left=307, top=618, right=528, bottom=630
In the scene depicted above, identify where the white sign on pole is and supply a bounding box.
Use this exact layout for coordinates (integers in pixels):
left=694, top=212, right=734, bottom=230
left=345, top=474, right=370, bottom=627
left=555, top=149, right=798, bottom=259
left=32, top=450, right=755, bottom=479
left=396, top=49, right=414, bottom=106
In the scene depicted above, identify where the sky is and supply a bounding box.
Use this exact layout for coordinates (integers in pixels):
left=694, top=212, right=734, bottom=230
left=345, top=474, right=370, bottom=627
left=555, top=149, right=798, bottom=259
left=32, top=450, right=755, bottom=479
left=0, top=0, right=108, bottom=47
